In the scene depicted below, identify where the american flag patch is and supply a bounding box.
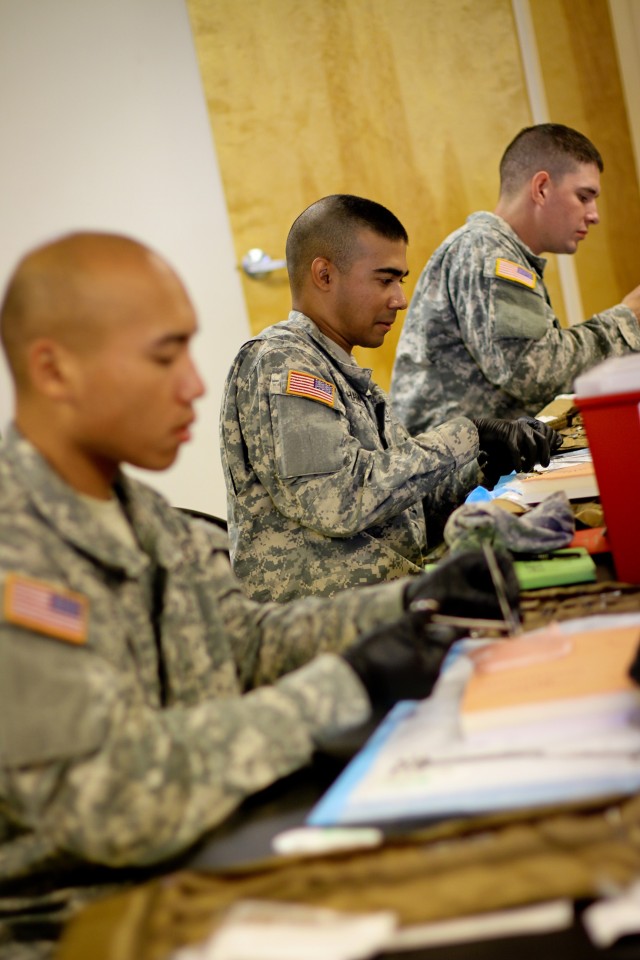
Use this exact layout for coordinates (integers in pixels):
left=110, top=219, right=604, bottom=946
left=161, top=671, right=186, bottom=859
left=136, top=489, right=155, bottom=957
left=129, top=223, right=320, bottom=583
left=4, top=573, right=88, bottom=644
left=286, top=370, right=335, bottom=407
left=495, top=258, right=536, bottom=289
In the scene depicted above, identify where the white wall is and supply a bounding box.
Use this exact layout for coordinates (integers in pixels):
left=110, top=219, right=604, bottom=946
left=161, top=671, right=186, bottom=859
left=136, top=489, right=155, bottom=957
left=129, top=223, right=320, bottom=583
left=0, top=0, right=250, bottom=517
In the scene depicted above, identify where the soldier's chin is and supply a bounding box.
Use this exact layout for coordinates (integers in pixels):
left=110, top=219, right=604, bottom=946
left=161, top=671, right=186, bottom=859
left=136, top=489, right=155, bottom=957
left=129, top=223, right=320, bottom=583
left=371, top=326, right=392, bottom=345
left=128, top=446, right=181, bottom=472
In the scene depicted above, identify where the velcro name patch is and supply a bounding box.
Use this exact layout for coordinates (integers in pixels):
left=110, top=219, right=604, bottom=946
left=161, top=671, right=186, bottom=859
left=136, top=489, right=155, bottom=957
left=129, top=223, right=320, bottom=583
left=4, top=573, right=89, bottom=645
left=495, top=258, right=536, bottom=289
left=286, top=370, right=335, bottom=407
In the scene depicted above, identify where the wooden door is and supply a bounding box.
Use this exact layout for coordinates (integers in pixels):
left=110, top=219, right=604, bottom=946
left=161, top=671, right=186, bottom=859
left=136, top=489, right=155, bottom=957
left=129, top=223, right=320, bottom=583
left=186, top=0, right=639, bottom=391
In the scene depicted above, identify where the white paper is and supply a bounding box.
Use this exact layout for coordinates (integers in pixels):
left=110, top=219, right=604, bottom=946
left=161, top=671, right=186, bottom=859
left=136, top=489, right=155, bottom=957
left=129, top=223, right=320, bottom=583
left=171, top=900, right=397, bottom=960
left=390, top=900, right=573, bottom=949
left=582, top=880, right=640, bottom=947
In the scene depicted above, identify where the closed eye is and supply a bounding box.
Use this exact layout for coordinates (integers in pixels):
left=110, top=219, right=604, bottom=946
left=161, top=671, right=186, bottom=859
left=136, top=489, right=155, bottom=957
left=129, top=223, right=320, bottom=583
left=149, top=332, right=192, bottom=365
left=153, top=354, right=178, bottom=366
left=150, top=344, right=186, bottom=366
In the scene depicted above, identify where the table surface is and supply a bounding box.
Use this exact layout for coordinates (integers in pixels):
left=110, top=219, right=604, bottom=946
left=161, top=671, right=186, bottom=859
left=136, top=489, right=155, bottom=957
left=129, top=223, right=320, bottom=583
left=184, top=546, right=640, bottom=958
left=186, top=749, right=640, bottom=959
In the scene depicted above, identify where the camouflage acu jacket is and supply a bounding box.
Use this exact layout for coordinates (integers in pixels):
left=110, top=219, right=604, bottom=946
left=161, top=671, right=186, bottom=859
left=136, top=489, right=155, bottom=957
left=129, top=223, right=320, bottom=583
left=0, top=427, right=405, bottom=958
left=390, top=212, right=640, bottom=434
left=220, top=312, right=480, bottom=603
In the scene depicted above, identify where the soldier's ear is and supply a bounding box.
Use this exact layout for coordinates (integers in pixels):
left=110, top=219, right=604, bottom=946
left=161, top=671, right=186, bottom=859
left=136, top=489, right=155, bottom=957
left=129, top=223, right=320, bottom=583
left=28, top=338, right=78, bottom=401
left=310, top=257, right=334, bottom=292
left=531, top=170, right=551, bottom=207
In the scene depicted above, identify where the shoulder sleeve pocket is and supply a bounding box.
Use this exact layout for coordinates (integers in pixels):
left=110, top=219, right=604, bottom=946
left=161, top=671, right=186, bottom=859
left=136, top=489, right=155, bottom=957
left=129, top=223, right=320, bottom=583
left=0, top=631, right=111, bottom=766
left=484, top=258, right=548, bottom=340
left=271, top=386, right=347, bottom=480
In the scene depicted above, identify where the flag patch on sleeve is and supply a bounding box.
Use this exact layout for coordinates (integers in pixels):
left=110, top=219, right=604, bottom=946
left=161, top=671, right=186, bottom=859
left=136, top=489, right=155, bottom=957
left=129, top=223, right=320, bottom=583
left=286, top=370, right=335, bottom=407
left=495, top=258, right=536, bottom=289
left=4, top=573, right=89, bottom=645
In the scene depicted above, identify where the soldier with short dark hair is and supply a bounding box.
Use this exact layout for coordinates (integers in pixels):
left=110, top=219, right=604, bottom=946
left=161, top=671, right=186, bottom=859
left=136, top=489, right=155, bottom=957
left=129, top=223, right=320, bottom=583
left=220, top=194, right=556, bottom=603
left=390, top=123, right=640, bottom=434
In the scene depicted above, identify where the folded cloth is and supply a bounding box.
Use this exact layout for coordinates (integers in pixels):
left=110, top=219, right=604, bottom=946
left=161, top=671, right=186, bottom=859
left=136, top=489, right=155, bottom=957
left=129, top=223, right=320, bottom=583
left=444, top=491, right=575, bottom=556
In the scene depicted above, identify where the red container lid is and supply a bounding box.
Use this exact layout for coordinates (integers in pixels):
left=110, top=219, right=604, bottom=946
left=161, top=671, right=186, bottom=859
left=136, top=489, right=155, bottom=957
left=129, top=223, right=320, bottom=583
left=575, top=390, right=640, bottom=411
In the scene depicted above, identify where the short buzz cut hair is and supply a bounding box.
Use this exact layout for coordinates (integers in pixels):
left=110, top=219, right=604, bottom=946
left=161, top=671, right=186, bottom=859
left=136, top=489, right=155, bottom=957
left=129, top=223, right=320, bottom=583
left=499, top=123, right=603, bottom=197
left=285, top=194, right=408, bottom=296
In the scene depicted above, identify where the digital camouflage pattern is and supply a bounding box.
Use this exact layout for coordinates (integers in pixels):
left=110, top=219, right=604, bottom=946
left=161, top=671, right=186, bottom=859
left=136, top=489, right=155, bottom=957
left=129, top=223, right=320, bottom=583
left=0, top=427, right=407, bottom=959
left=220, top=312, right=481, bottom=603
left=390, top=212, right=640, bottom=434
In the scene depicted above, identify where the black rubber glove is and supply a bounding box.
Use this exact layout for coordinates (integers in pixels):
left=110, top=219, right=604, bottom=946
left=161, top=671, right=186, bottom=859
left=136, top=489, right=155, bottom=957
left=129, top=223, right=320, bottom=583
left=517, top=416, right=563, bottom=454
left=629, top=638, right=640, bottom=686
left=472, top=416, right=560, bottom=489
left=342, top=612, right=459, bottom=715
left=403, top=549, right=520, bottom=623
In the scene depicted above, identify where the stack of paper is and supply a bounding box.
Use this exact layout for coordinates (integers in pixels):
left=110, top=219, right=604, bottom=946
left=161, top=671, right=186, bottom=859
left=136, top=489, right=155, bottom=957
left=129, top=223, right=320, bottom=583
left=308, top=614, right=640, bottom=827
left=492, top=450, right=599, bottom=506
left=460, top=622, right=640, bottom=746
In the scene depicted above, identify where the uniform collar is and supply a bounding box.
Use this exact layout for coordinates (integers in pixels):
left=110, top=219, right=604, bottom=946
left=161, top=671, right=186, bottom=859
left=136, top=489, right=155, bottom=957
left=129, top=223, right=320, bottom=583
left=4, top=425, right=186, bottom=576
left=286, top=311, right=376, bottom=395
left=467, top=212, right=548, bottom=275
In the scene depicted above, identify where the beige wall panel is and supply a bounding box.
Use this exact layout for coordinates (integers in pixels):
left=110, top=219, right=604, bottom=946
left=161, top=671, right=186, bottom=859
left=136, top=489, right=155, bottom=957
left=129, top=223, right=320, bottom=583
left=187, top=0, right=535, bottom=390
left=530, top=0, right=640, bottom=318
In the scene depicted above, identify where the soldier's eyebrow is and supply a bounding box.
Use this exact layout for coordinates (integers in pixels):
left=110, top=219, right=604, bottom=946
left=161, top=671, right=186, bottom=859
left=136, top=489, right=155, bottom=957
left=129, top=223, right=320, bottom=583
left=145, top=331, right=195, bottom=357
left=150, top=330, right=196, bottom=348
left=373, top=267, right=409, bottom=278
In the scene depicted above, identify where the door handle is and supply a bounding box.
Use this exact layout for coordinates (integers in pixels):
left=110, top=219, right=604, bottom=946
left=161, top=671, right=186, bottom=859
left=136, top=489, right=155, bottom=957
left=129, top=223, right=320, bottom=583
left=241, top=248, right=287, bottom=278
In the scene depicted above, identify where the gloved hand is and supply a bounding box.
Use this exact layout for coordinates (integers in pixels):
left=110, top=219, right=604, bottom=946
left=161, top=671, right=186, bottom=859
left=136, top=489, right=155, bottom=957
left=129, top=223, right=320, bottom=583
left=342, top=612, right=459, bottom=715
left=343, top=550, right=520, bottom=716
left=472, top=416, right=561, bottom=489
left=517, top=416, right=563, bottom=454
left=403, top=548, right=520, bottom=622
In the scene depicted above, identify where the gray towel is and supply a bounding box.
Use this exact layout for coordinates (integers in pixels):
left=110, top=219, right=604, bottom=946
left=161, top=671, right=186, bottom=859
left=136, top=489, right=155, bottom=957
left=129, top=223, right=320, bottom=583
left=444, top=491, right=575, bottom=555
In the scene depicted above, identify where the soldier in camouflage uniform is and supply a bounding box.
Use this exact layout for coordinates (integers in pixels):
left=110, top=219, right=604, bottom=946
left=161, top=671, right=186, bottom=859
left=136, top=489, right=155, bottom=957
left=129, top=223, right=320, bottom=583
left=0, top=231, right=519, bottom=960
left=390, top=123, right=640, bottom=434
left=221, top=195, right=556, bottom=603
